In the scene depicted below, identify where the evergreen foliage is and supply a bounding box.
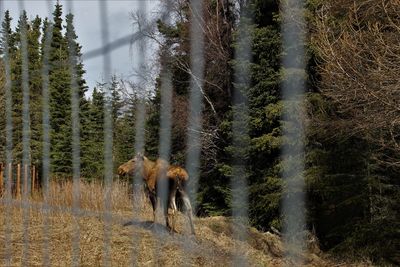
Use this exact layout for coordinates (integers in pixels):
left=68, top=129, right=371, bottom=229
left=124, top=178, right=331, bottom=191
left=48, top=3, right=72, bottom=176
left=114, top=96, right=137, bottom=167
left=214, top=1, right=284, bottom=229
left=11, top=11, right=29, bottom=163
left=306, top=0, right=400, bottom=263
left=0, top=1, right=398, bottom=264
left=0, top=4, right=88, bottom=178
left=82, top=86, right=104, bottom=179
left=65, top=12, right=90, bottom=178
left=27, top=16, right=43, bottom=166
left=0, top=10, right=14, bottom=163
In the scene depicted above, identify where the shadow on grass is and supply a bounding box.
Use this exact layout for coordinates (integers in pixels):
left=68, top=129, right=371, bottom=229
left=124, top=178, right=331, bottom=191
left=123, top=219, right=170, bottom=234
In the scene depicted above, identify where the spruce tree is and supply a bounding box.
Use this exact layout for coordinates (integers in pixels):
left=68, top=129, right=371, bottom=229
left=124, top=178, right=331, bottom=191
left=0, top=10, right=15, bottom=163
left=49, top=3, right=72, bottom=176
left=0, top=10, right=15, bottom=55
left=82, top=86, right=104, bottom=179
left=108, top=75, right=123, bottom=164
left=65, top=12, right=90, bottom=178
left=246, top=0, right=283, bottom=231
left=205, top=1, right=284, bottom=228
left=0, top=61, right=5, bottom=162
left=109, top=75, right=122, bottom=126
left=65, top=13, right=88, bottom=102
left=0, top=61, right=7, bottom=162
left=114, top=97, right=136, bottom=168
left=12, top=11, right=30, bottom=163
left=27, top=16, right=43, bottom=166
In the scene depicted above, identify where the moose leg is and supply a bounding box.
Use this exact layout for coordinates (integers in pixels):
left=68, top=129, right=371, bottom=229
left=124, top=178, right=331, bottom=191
left=164, top=200, right=172, bottom=232
left=156, top=178, right=172, bottom=233
left=163, top=187, right=178, bottom=233
left=149, top=191, right=157, bottom=223
left=180, top=190, right=195, bottom=235
left=168, top=189, right=178, bottom=234
left=162, top=195, right=177, bottom=233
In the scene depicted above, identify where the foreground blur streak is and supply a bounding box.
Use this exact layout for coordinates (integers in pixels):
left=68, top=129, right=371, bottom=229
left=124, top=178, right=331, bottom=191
left=281, top=0, right=307, bottom=265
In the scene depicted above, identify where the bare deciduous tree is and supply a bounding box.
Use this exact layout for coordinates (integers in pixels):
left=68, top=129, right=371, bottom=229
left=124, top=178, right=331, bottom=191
left=311, top=0, right=400, bottom=167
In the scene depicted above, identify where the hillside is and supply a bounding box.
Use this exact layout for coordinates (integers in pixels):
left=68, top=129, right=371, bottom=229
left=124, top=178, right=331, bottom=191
left=0, top=181, right=371, bottom=266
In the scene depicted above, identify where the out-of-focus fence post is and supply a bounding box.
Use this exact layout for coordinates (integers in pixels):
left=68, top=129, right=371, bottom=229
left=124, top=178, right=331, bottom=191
left=17, top=163, right=21, bottom=198
left=1, top=164, right=39, bottom=197
left=31, top=165, right=36, bottom=193
left=0, top=163, right=3, bottom=192
left=8, top=163, right=12, bottom=196
left=36, top=167, right=39, bottom=193
left=24, top=164, right=28, bottom=195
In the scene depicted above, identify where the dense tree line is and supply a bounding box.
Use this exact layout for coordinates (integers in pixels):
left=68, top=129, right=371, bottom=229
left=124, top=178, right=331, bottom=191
left=144, top=0, right=399, bottom=264
left=306, top=0, right=400, bottom=263
left=145, top=0, right=284, bottom=230
left=0, top=4, right=129, bottom=180
left=0, top=1, right=398, bottom=265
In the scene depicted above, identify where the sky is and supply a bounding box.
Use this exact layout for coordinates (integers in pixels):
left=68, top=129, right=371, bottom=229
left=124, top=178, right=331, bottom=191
left=1, top=0, right=159, bottom=94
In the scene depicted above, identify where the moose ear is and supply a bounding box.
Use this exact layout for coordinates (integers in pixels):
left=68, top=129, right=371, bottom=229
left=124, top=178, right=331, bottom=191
left=136, top=151, right=144, bottom=160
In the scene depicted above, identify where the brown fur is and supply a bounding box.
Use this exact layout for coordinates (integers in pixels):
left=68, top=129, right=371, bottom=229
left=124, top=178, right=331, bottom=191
left=117, top=153, right=195, bottom=234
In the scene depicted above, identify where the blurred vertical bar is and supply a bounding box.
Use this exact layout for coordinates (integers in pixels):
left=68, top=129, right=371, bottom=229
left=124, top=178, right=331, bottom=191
left=154, top=0, right=173, bottom=261
left=65, top=2, right=81, bottom=266
left=231, top=5, right=252, bottom=266
left=133, top=0, right=147, bottom=155
left=0, top=1, right=14, bottom=264
left=153, top=67, right=173, bottom=255
left=41, top=1, right=53, bottom=266
left=157, top=0, right=173, bottom=164
left=181, top=0, right=204, bottom=262
left=281, top=0, right=306, bottom=265
left=99, top=1, right=113, bottom=266
left=18, top=1, right=32, bottom=265
left=131, top=1, right=147, bottom=265
left=185, top=0, right=204, bottom=221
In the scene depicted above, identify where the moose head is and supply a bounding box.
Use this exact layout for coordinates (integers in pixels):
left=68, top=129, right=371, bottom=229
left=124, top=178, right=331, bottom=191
left=117, top=152, right=145, bottom=177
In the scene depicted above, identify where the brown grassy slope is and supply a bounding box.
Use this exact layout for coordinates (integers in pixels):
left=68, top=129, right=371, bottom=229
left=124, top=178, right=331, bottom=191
left=0, top=181, right=371, bottom=266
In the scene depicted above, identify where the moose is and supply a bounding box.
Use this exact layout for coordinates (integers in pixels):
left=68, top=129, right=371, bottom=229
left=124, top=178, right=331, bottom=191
left=117, top=153, right=195, bottom=235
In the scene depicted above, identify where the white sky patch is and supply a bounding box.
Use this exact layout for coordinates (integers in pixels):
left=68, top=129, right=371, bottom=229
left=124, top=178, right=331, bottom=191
left=3, top=0, right=159, bottom=95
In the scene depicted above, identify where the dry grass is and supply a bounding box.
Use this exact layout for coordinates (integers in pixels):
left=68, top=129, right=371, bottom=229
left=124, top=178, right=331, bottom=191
left=43, top=179, right=135, bottom=213
left=0, top=180, right=372, bottom=266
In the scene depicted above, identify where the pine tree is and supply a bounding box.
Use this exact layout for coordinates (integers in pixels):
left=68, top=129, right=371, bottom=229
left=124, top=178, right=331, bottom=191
left=145, top=0, right=251, bottom=216
left=108, top=75, right=123, bottom=164
left=0, top=6, right=88, bottom=179
left=27, top=16, right=43, bottom=166
left=46, top=3, right=89, bottom=177
left=82, top=86, right=104, bottom=179
left=49, top=3, right=72, bottom=176
left=65, top=12, right=90, bottom=178
left=0, top=10, right=15, bottom=55
left=201, top=1, right=284, bottom=228
left=0, top=10, right=15, bottom=163
left=11, top=11, right=30, bottom=163
left=109, top=75, right=122, bottom=127
left=245, top=0, right=283, bottom=231
left=0, top=61, right=5, bottom=162
left=65, top=13, right=88, bottom=103
left=114, top=97, right=137, bottom=168
left=0, top=11, right=43, bottom=167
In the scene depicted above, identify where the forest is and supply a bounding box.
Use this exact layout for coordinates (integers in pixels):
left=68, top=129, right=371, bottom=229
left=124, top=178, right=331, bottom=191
left=0, top=0, right=399, bottom=265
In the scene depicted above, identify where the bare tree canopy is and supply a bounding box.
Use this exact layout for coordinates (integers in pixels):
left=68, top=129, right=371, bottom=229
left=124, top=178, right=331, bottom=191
left=311, top=0, right=400, bottom=167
